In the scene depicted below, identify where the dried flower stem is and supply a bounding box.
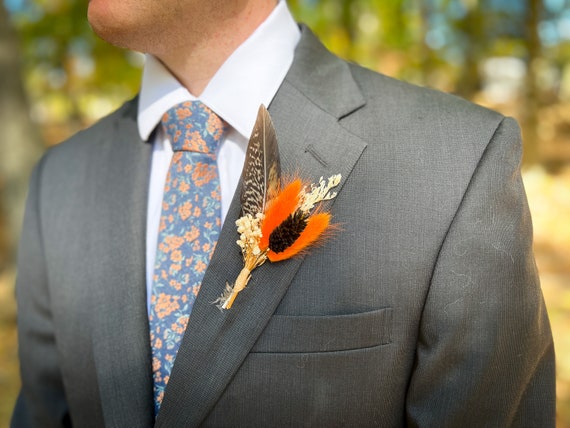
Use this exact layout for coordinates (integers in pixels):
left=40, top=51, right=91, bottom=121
left=221, top=268, right=250, bottom=309
left=221, top=249, right=268, bottom=309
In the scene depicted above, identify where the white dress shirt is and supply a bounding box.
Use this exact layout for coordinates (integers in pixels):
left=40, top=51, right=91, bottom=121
left=137, top=1, right=301, bottom=308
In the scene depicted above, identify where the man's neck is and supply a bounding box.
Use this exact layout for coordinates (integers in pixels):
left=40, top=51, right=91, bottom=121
left=155, top=0, right=278, bottom=96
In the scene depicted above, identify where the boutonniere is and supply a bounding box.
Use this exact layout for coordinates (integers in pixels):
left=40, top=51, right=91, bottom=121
left=214, top=106, right=341, bottom=310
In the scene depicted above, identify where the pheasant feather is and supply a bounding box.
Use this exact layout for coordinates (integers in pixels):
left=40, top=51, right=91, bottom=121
left=239, top=105, right=281, bottom=217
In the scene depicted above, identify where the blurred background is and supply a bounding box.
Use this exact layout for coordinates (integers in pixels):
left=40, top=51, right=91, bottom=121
left=0, top=0, right=569, bottom=426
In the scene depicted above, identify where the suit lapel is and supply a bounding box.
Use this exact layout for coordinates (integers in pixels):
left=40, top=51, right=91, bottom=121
left=156, top=27, right=367, bottom=427
left=89, top=99, right=156, bottom=427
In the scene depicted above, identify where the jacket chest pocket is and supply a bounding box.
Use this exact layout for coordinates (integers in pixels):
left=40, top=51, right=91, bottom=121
left=251, top=307, right=393, bottom=354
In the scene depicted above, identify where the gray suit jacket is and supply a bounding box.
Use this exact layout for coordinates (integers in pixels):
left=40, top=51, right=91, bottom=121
left=12, top=27, right=555, bottom=427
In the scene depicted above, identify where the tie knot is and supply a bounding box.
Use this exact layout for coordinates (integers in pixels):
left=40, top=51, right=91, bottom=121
left=161, top=101, right=227, bottom=154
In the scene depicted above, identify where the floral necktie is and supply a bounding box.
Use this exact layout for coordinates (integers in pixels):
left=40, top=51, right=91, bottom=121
left=149, top=101, right=227, bottom=415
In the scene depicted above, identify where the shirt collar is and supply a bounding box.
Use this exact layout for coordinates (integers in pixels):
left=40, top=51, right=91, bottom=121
left=137, top=0, right=300, bottom=141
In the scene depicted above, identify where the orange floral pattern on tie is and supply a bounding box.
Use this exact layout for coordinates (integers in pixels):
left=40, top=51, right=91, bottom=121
left=149, top=101, right=227, bottom=415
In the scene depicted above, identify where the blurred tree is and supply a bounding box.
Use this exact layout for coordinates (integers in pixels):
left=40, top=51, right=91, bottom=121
left=418, top=0, right=436, bottom=86
left=0, top=2, right=43, bottom=271
left=288, top=0, right=423, bottom=80
left=9, top=0, right=141, bottom=141
left=523, top=0, right=543, bottom=164
left=455, top=0, right=485, bottom=98
left=4, top=0, right=565, bottom=171
left=0, top=0, right=142, bottom=269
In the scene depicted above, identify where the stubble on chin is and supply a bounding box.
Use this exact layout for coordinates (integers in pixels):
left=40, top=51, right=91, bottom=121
left=86, top=2, right=157, bottom=52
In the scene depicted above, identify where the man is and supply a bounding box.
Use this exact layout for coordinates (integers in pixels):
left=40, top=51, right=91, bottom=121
left=12, top=0, right=555, bottom=426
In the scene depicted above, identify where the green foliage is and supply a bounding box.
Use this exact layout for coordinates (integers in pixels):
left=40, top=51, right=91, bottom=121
left=288, top=0, right=420, bottom=73
left=8, top=0, right=141, bottom=136
left=4, top=0, right=569, bottom=155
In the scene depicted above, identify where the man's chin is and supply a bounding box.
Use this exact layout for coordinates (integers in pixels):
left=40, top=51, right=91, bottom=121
left=87, top=5, right=131, bottom=48
left=88, top=19, right=134, bottom=49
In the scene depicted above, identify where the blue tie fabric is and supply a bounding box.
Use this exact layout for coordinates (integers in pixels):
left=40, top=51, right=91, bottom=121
left=149, top=101, right=227, bottom=415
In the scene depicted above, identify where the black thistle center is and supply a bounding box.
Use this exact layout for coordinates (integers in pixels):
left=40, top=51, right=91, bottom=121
left=269, top=211, right=308, bottom=253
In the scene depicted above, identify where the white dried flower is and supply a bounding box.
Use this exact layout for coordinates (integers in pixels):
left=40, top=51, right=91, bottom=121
left=234, top=213, right=265, bottom=262
left=299, top=174, right=342, bottom=213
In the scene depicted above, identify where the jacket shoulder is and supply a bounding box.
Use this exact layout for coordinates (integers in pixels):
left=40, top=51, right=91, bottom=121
left=342, top=63, right=514, bottom=166
left=348, top=63, right=504, bottom=129
left=38, top=96, right=139, bottom=169
left=52, top=96, right=138, bottom=153
left=32, top=96, right=142, bottom=197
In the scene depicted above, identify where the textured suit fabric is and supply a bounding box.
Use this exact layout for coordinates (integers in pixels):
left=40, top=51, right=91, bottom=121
left=12, top=26, right=555, bottom=428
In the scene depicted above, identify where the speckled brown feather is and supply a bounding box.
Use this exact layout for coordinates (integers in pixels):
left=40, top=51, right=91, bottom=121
left=240, top=105, right=281, bottom=217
